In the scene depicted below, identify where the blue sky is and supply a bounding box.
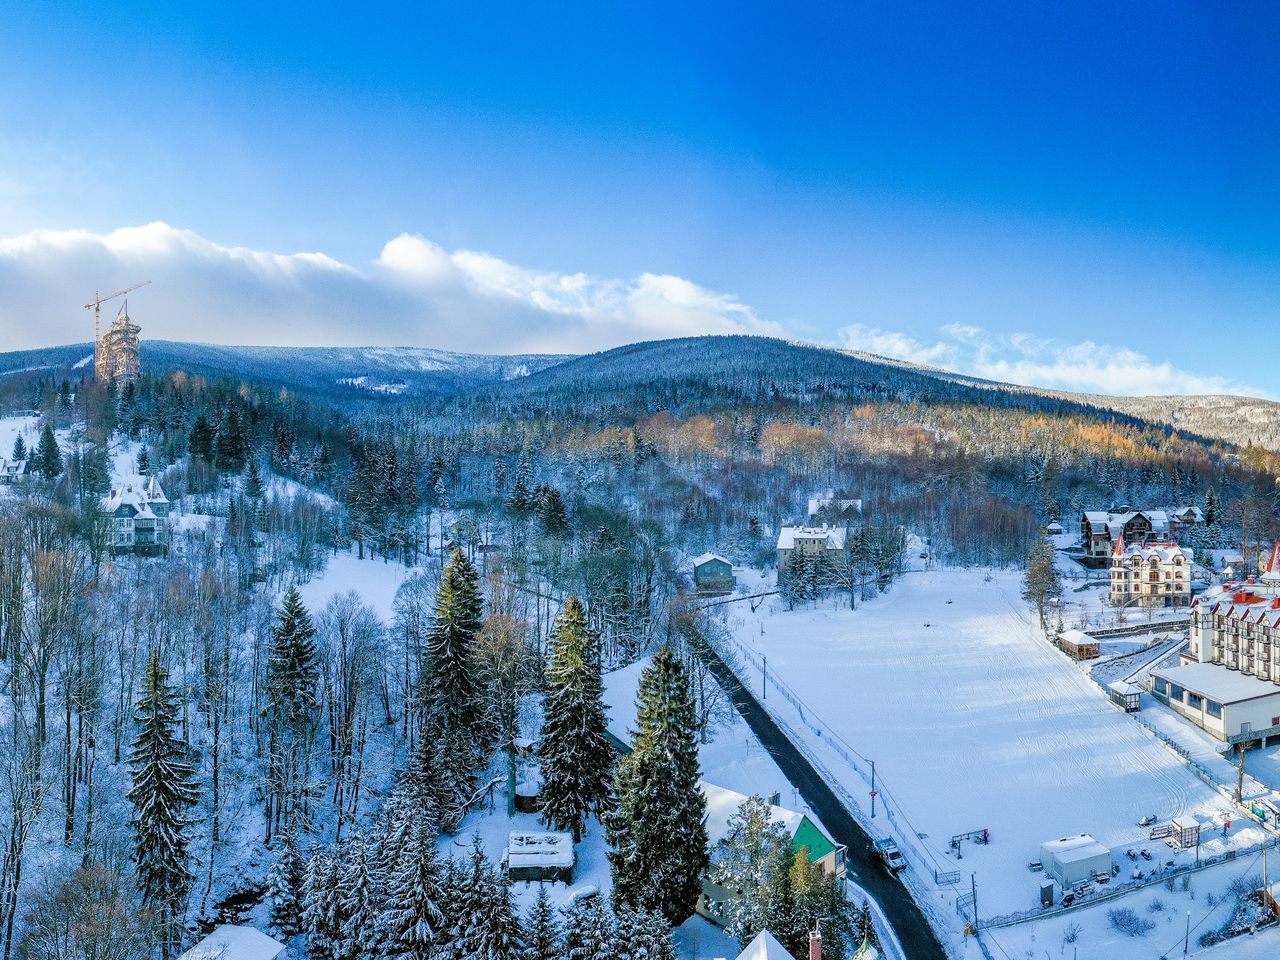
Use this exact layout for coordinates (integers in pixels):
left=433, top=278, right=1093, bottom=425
left=0, top=1, right=1276, bottom=395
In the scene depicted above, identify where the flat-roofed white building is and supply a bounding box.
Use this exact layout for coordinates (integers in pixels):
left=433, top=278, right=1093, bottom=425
left=1039, top=834, right=1112, bottom=889
left=1149, top=662, right=1280, bottom=745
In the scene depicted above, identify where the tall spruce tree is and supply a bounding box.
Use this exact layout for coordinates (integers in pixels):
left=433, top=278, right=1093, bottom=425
left=381, top=814, right=446, bottom=960
left=338, top=835, right=382, bottom=960
left=35, top=422, right=62, bottom=478
left=615, top=907, right=676, bottom=960
left=268, top=828, right=307, bottom=938
left=561, top=897, right=613, bottom=960
left=608, top=645, right=708, bottom=923
left=11, top=435, right=26, bottom=462
left=539, top=596, right=614, bottom=842
left=266, top=587, right=319, bottom=837
left=422, top=548, right=485, bottom=796
left=127, top=650, right=199, bottom=957
left=522, top=888, right=561, bottom=960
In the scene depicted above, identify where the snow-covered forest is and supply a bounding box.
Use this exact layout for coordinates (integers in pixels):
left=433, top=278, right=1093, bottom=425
left=0, top=334, right=1277, bottom=960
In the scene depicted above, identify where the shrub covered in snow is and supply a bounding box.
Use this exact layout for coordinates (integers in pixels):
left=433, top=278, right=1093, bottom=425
left=1107, top=907, right=1155, bottom=937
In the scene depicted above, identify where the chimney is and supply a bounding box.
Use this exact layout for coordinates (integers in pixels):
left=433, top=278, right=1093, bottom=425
left=809, top=927, right=822, bottom=960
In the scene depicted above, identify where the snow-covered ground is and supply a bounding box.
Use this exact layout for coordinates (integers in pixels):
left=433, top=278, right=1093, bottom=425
left=0, top=414, right=38, bottom=470
left=296, top=548, right=419, bottom=621
left=714, top=569, right=1275, bottom=956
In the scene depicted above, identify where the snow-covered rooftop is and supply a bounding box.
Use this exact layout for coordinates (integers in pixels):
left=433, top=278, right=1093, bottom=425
left=703, top=781, right=806, bottom=847
left=100, top=476, right=168, bottom=518
left=776, top=525, right=847, bottom=551
left=505, top=831, right=574, bottom=869
left=1113, top=541, right=1191, bottom=564
left=1152, top=662, right=1280, bottom=705
left=1040, top=833, right=1110, bottom=865
left=177, top=925, right=284, bottom=960
left=1057, top=629, right=1096, bottom=646
left=735, top=929, right=797, bottom=960
left=692, top=552, right=732, bottom=568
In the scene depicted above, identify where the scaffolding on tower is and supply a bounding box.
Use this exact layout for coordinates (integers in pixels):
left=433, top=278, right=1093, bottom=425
left=85, top=281, right=150, bottom=383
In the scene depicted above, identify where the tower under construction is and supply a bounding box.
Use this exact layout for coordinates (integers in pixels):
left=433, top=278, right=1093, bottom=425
left=85, top=280, right=150, bottom=383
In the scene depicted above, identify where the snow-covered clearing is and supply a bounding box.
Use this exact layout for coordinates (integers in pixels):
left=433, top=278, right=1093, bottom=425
left=296, top=548, right=420, bottom=622
left=716, top=569, right=1273, bottom=955
left=0, top=414, right=38, bottom=460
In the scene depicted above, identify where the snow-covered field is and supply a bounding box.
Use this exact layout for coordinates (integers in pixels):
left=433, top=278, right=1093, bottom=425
left=717, top=569, right=1276, bottom=956
left=0, top=413, right=38, bottom=461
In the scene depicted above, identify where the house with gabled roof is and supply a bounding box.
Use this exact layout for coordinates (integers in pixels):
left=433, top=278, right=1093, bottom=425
left=698, top=782, right=846, bottom=927
left=100, top=476, right=171, bottom=555
left=0, top=459, right=28, bottom=485
left=1109, top=537, right=1193, bottom=608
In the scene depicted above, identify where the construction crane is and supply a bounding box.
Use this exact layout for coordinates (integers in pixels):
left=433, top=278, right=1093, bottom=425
left=85, top=281, right=150, bottom=379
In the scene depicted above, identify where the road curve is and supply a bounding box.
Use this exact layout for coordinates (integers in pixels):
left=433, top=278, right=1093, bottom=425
left=691, top=635, right=949, bottom=960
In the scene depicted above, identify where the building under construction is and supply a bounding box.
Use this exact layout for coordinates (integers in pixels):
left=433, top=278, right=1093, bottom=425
left=86, top=281, right=150, bottom=384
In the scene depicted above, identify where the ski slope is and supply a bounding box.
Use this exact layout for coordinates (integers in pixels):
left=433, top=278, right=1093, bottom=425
left=724, top=570, right=1265, bottom=921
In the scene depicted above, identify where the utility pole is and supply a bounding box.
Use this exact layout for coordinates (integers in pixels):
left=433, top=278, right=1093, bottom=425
left=1183, top=909, right=1190, bottom=958
left=762, top=654, right=768, bottom=700
left=1235, top=738, right=1249, bottom=803
left=870, top=760, right=877, bottom=818
left=971, top=873, right=978, bottom=930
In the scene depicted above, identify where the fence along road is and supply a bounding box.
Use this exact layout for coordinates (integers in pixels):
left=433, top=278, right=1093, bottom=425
left=685, top=627, right=947, bottom=960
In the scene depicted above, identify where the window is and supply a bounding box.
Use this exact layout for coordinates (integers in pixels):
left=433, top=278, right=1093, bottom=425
left=1154, top=677, right=1168, bottom=696
left=1187, top=694, right=1203, bottom=709
left=1170, top=685, right=1185, bottom=701
left=1208, top=701, right=1223, bottom=718
left=1273, top=717, right=1280, bottom=728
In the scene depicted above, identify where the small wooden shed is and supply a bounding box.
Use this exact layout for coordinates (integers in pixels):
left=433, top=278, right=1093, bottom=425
left=692, top=553, right=734, bottom=592
left=1056, top=629, right=1100, bottom=660
left=504, top=831, right=574, bottom=883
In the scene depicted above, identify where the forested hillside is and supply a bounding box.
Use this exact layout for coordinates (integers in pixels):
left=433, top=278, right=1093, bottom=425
left=0, top=333, right=1277, bottom=959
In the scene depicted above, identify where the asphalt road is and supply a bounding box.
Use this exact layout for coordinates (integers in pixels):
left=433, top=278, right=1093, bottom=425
left=691, top=636, right=949, bottom=960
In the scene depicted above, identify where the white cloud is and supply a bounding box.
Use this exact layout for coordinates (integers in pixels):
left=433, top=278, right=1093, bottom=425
left=0, top=222, right=782, bottom=354
left=0, top=221, right=1263, bottom=399
left=839, top=322, right=1271, bottom=399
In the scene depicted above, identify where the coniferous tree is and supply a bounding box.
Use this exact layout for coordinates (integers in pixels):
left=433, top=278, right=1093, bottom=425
left=303, top=847, right=341, bottom=960
left=10, top=435, right=26, bottom=462
left=708, top=795, right=792, bottom=946
left=266, top=587, right=319, bottom=837
left=381, top=814, right=446, bottom=960
left=422, top=548, right=485, bottom=797
left=269, top=828, right=307, bottom=938
left=35, top=422, right=62, bottom=478
left=608, top=645, right=708, bottom=923
left=1022, top=536, right=1061, bottom=628
left=539, top=596, right=614, bottom=842
left=127, top=650, right=199, bottom=957
left=615, top=907, right=676, bottom=960
left=522, top=889, right=561, bottom=960
left=136, top=447, right=150, bottom=476
left=338, top=835, right=382, bottom=960
left=246, top=457, right=266, bottom=499
left=189, top=414, right=214, bottom=463
left=561, top=897, right=612, bottom=960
